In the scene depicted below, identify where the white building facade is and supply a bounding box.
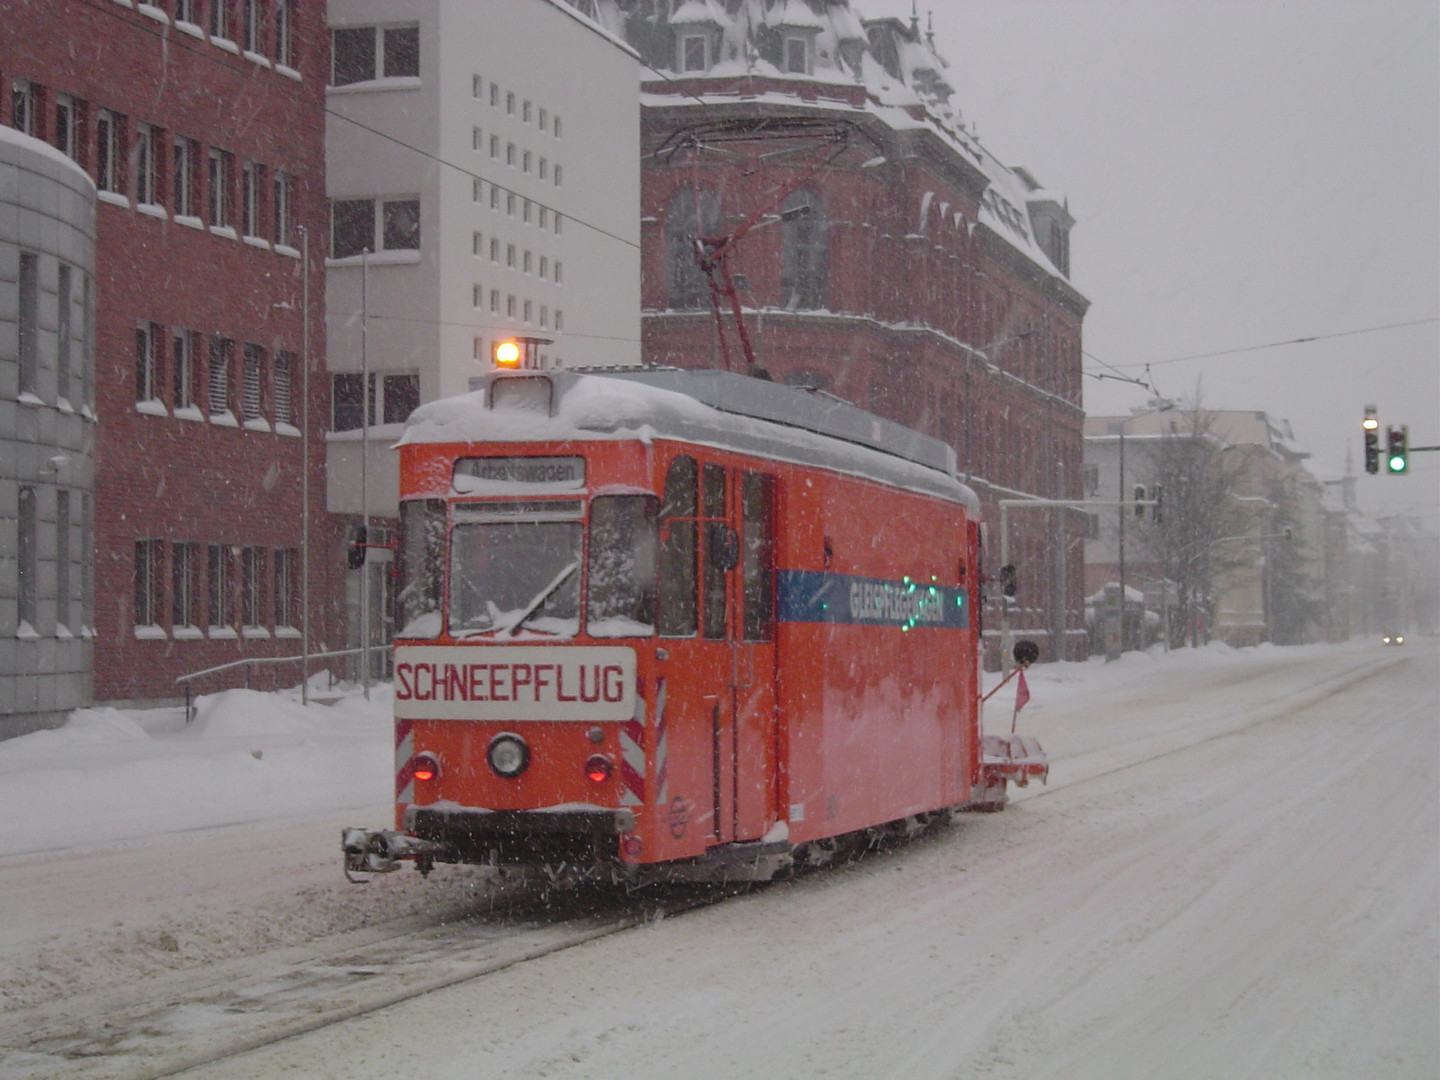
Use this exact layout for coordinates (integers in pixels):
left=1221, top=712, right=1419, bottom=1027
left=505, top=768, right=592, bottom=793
left=325, top=0, right=642, bottom=520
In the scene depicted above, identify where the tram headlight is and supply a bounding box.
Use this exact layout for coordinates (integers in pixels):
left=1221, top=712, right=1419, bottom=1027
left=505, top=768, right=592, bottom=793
left=487, top=733, right=530, bottom=778
left=412, top=751, right=441, bottom=783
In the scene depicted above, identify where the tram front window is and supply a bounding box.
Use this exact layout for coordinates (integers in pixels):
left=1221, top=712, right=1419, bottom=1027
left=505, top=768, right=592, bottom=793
left=450, top=513, right=582, bottom=637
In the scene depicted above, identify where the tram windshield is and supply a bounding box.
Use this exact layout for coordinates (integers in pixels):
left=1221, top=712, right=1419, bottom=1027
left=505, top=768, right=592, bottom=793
left=449, top=501, right=583, bottom=637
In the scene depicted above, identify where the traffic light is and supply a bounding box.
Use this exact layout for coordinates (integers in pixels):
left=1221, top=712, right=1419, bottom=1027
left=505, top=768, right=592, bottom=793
left=1363, top=406, right=1380, bottom=474
left=347, top=525, right=367, bottom=570
left=1386, top=425, right=1409, bottom=474
left=1133, top=484, right=1147, bottom=518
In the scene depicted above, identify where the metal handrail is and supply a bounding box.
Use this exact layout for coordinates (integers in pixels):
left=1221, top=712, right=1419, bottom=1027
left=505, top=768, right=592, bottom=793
left=175, top=646, right=372, bottom=722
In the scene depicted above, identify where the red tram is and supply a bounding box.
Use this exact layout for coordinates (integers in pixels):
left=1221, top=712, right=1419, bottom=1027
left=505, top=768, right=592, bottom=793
left=344, top=368, right=1046, bottom=882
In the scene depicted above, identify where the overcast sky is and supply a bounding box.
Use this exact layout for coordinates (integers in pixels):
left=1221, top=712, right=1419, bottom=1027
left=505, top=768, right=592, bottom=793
left=870, top=0, right=1439, bottom=527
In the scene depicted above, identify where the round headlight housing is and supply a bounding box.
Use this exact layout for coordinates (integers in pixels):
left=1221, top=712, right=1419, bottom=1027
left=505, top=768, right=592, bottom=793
left=487, top=733, right=530, bottom=779
left=412, top=751, right=441, bottom=782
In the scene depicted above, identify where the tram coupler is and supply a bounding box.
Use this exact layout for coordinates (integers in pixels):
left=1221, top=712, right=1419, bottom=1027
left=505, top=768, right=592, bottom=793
left=342, top=827, right=445, bottom=881
left=967, top=734, right=1050, bottom=812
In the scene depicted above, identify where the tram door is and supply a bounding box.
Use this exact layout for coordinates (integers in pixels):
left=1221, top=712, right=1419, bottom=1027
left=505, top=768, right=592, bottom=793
left=658, top=457, right=776, bottom=848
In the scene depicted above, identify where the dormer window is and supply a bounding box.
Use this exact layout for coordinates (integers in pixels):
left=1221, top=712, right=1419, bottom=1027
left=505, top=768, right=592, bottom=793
left=783, top=34, right=811, bottom=75
left=680, top=33, right=710, bottom=72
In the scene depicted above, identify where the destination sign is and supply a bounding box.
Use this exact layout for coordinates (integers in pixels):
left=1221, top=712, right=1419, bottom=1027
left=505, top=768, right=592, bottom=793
left=453, top=456, right=585, bottom=490
left=393, top=645, right=635, bottom=721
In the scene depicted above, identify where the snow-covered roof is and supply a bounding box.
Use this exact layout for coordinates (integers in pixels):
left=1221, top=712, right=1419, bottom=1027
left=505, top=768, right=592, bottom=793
left=401, top=368, right=978, bottom=510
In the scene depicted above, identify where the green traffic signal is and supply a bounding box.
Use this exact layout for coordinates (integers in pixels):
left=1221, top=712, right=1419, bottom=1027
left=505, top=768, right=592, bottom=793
left=1386, top=425, right=1409, bottom=474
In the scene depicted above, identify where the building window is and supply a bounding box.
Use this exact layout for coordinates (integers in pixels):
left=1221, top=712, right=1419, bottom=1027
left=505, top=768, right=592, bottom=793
left=383, top=372, right=419, bottom=423
left=667, top=188, right=719, bottom=311
left=173, top=541, right=200, bottom=629
left=332, top=372, right=367, bottom=431
left=522, top=100, right=531, bottom=124
left=506, top=294, right=516, bottom=318
left=56, top=490, right=72, bottom=632
left=208, top=147, right=232, bottom=227
left=506, top=142, right=515, bottom=167
left=273, top=170, right=291, bottom=246
left=11, top=78, right=37, bottom=136
left=523, top=299, right=533, bottom=324
left=489, top=289, right=499, bottom=313
left=208, top=544, right=232, bottom=629
left=242, top=343, right=264, bottom=421
left=18, top=487, right=38, bottom=629
left=522, top=150, right=531, bottom=174
left=57, top=264, right=73, bottom=401
left=242, top=0, right=262, bottom=53
left=539, top=108, right=547, bottom=132
left=241, top=546, right=265, bottom=628
left=523, top=250, right=532, bottom=274
left=330, top=196, right=420, bottom=257
left=210, top=0, right=233, bottom=40
left=490, top=82, right=499, bottom=108
left=274, top=350, right=297, bottom=426
left=506, top=91, right=515, bottom=115
left=553, top=115, right=562, bottom=139
left=780, top=189, right=828, bottom=310
left=554, top=163, right=563, bottom=187
left=173, top=135, right=197, bottom=217
left=539, top=255, right=548, bottom=280
left=54, top=94, right=77, bottom=160
left=489, top=133, right=499, bottom=159
left=331, top=24, right=419, bottom=85
left=555, top=309, right=563, bottom=330
left=680, top=34, right=709, bottom=72
left=783, top=35, right=811, bottom=74
left=506, top=243, right=515, bottom=268
left=18, top=252, right=38, bottom=395
left=241, top=160, right=262, bottom=237
left=555, top=261, right=563, bottom=285
left=208, top=335, right=233, bottom=416
left=135, top=123, right=159, bottom=206
left=135, top=539, right=162, bottom=628
left=274, top=548, right=297, bottom=628
left=96, top=109, right=122, bottom=194
left=136, top=321, right=161, bottom=403
left=539, top=206, right=548, bottom=230
left=275, top=0, right=294, bottom=67
left=173, top=328, right=198, bottom=410
left=81, top=493, right=93, bottom=626
left=175, top=0, right=198, bottom=27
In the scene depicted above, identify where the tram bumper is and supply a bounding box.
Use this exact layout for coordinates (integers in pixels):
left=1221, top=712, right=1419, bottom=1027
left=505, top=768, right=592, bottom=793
left=341, top=827, right=447, bottom=876
left=404, top=805, right=637, bottom=866
left=967, top=734, right=1050, bottom=811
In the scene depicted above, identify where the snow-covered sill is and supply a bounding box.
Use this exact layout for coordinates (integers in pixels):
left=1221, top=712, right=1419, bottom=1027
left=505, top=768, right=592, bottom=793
left=327, top=249, right=421, bottom=268
left=274, top=243, right=300, bottom=259
left=15, top=621, right=39, bottom=641
left=174, top=214, right=204, bottom=231
left=244, top=50, right=272, bottom=68
left=135, top=399, right=168, bottom=417
left=242, top=627, right=272, bottom=639
left=56, top=625, right=74, bottom=640
left=325, top=421, right=406, bottom=442
left=209, top=627, right=239, bottom=640
left=275, top=626, right=301, bottom=639
left=275, top=422, right=301, bottom=437
left=209, top=411, right=239, bottom=428
left=137, top=3, right=167, bottom=23
left=56, top=397, right=75, bottom=414
left=18, top=391, right=46, bottom=408
left=175, top=19, right=204, bottom=38
left=134, top=625, right=167, bottom=640
left=327, top=77, right=421, bottom=95
left=98, top=190, right=131, bottom=208
left=211, top=36, right=240, bottom=54
left=173, top=626, right=204, bottom=640
left=137, top=202, right=167, bottom=220
left=174, top=405, right=205, bottom=422
left=209, top=225, right=238, bottom=241
left=242, top=235, right=271, bottom=251
left=243, top=417, right=272, bottom=432
left=276, top=64, right=302, bottom=82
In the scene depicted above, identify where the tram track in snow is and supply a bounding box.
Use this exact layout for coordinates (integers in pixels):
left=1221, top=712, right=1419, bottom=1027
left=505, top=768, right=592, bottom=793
left=1, top=882, right=733, bottom=1080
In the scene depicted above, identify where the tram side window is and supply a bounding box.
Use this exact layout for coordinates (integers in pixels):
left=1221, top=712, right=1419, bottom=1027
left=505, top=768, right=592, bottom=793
left=741, top=472, right=774, bottom=641
left=397, top=498, right=445, bottom=638
left=702, top=464, right=728, bottom=640
left=658, top=455, right=698, bottom=637
left=587, top=495, right=658, bottom=637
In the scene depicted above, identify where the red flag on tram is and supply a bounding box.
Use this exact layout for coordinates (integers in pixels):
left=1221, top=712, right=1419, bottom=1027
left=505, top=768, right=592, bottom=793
left=1014, top=668, right=1031, bottom=713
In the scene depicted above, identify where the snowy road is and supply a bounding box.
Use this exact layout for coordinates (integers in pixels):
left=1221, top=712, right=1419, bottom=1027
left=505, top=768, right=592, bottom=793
left=1, top=641, right=1436, bottom=1079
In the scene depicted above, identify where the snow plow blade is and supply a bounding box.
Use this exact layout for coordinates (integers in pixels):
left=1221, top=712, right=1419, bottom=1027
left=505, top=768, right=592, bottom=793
left=342, top=827, right=445, bottom=880
left=966, top=734, right=1050, bottom=811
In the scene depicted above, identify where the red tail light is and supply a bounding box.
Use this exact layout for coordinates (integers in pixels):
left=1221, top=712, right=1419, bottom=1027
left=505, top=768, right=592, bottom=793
left=584, top=755, right=612, bottom=784
left=412, top=752, right=441, bottom=782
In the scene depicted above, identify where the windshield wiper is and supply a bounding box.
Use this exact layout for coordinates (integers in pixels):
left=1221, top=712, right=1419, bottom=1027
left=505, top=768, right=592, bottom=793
left=500, top=561, right=579, bottom=637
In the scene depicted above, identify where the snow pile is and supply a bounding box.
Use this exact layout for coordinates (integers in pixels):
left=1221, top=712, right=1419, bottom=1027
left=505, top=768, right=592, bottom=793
left=0, top=680, right=393, bottom=858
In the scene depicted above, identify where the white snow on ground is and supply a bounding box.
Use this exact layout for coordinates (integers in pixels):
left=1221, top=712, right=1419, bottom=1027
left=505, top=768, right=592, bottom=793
left=0, top=640, right=1436, bottom=1079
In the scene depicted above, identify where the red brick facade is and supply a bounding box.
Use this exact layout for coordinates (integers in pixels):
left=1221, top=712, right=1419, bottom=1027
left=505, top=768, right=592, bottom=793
left=2, top=0, right=340, bottom=701
left=639, top=85, right=1090, bottom=661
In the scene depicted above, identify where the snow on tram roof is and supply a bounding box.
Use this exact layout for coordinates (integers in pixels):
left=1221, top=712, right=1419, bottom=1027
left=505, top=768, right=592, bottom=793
left=399, top=368, right=978, bottom=510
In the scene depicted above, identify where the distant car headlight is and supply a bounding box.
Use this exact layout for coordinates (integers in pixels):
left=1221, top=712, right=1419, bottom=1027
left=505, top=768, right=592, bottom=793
left=487, top=733, right=530, bottom=778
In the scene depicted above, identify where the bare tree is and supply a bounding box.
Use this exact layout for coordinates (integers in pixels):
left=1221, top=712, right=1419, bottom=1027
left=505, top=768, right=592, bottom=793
left=1137, top=407, right=1246, bottom=647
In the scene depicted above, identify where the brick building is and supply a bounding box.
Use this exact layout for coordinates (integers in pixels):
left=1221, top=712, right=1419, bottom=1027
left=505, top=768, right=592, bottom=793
left=589, top=1, right=1091, bottom=661
left=2, top=0, right=335, bottom=710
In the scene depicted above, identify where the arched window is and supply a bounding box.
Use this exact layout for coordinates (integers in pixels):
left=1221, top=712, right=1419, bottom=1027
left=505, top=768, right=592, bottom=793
left=666, top=188, right=720, bottom=311
left=780, top=189, right=827, bottom=310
